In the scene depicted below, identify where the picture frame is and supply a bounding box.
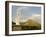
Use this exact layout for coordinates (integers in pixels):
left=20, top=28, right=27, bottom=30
left=5, top=1, right=45, bottom=36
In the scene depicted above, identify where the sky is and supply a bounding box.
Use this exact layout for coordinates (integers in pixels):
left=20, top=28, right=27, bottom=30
left=12, top=5, right=41, bottom=22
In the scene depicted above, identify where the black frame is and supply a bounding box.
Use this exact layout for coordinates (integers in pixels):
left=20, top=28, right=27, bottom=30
left=5, top=1, right=45, bottom=36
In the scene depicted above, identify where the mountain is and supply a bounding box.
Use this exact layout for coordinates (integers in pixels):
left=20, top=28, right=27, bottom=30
left=20, top=19, right=41, bottom=30
left=20, top=19, right=41, bottom=26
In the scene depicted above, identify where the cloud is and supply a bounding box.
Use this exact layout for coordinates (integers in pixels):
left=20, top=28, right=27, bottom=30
left=12, top=14, right=41, bottom=24
left=31, top=14, right=41, bottom=24
left=19, top=14, right=41, bottom=23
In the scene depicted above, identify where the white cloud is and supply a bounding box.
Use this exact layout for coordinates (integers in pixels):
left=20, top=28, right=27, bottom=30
left=19, top=14, right=41, bottom=23
left=13, top=14, right=41, bottom=24
left=31, top=14, right=41, bottom=24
